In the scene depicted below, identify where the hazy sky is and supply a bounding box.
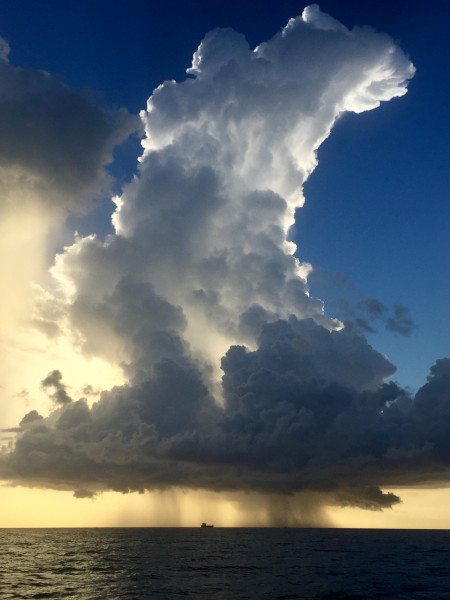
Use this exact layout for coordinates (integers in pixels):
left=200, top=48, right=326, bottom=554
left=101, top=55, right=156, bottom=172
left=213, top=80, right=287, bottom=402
left=0, top=0, right=448, bottom=527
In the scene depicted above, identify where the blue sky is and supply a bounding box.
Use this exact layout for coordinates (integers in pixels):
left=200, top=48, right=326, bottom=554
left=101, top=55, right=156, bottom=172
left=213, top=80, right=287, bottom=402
left=1, top=0, right=446, bottom=391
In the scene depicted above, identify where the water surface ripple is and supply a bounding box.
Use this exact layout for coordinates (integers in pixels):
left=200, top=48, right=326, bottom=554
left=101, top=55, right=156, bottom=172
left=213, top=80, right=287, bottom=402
left=1, top=528, right=450, bottom=599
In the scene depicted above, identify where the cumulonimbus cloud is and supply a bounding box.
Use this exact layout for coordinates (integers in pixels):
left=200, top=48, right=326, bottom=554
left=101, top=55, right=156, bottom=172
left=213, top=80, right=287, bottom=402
left=3, top=6, right=448, bottom=512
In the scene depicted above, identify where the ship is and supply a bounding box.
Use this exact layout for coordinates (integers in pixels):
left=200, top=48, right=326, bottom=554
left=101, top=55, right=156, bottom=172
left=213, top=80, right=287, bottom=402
left=200, top=522, right=214, bottom=528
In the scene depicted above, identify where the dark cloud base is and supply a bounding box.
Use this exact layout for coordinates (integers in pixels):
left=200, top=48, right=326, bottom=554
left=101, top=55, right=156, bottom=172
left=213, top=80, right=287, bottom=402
left=2, top=317, right=449, bottom=511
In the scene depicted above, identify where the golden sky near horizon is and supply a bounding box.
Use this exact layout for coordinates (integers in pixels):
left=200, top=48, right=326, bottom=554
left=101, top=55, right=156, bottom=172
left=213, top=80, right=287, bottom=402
left=1, top=486, right=450, bottom=529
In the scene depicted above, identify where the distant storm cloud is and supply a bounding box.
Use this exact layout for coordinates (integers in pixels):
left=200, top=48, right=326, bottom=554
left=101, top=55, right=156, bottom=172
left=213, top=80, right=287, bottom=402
left=308, top=268, right=416, bottom=337
left=0, top=34, right=139, bottom=213
left=385, top=304, right=415, bottom=335
left=3, top=6, right=447, bottom=513
left=339, top=298, right=416, bottom=336
left=41, top=370, right=72, bottom=405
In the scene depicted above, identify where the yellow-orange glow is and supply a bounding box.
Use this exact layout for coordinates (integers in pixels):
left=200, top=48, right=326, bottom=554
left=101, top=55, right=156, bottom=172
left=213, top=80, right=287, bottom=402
left=1, top=486, right=450, bottom=529
left=328, top=487, right=450, bottom=529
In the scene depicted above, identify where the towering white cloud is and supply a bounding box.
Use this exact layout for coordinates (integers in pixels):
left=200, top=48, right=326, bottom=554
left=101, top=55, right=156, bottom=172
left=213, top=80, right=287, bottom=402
left=4, top=7, right=447, bottom=514
left=51, top=4, right=414, bottom=374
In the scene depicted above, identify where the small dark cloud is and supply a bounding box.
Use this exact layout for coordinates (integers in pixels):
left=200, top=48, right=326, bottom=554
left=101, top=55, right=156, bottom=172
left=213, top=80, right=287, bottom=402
left=41, top=370, right=72, bottom=404
left=335, top=485, right=401, bottom=511
left=335, top=298, right=415, bottom=337
left=73, top=489, right=96, bottom=499
left=355, top=318, right=377, bottom=334
left=81, top=385, right=101, bottom=397
left=308, top=271, right=415, bottom=338
left=386, top=304, right=415, bottom=336
left=19, top=410, right=44, bottom=427
left=358, top=298, right=386, bottom=317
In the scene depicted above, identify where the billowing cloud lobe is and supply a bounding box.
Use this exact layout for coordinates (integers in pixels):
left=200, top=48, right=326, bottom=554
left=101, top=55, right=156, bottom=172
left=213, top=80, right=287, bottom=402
left=3, top=7, right=448, bottom=515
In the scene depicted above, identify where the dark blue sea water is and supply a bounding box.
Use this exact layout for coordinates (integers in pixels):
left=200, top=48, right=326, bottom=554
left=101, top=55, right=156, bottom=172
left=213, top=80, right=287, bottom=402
left=1, top=528, right=450, bottom=599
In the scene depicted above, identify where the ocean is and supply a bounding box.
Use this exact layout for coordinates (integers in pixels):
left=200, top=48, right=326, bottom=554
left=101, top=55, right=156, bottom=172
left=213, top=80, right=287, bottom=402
left=1, top=528, right=449, bottom=599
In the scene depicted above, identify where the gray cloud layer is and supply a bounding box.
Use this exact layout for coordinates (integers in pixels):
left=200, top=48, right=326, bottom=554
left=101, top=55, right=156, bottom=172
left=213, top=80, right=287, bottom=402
left=2, top=7, right=447, bottom=511
left=3, top=333, right=450, bottom=509
left=0, top=36, right=139, bottom=212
